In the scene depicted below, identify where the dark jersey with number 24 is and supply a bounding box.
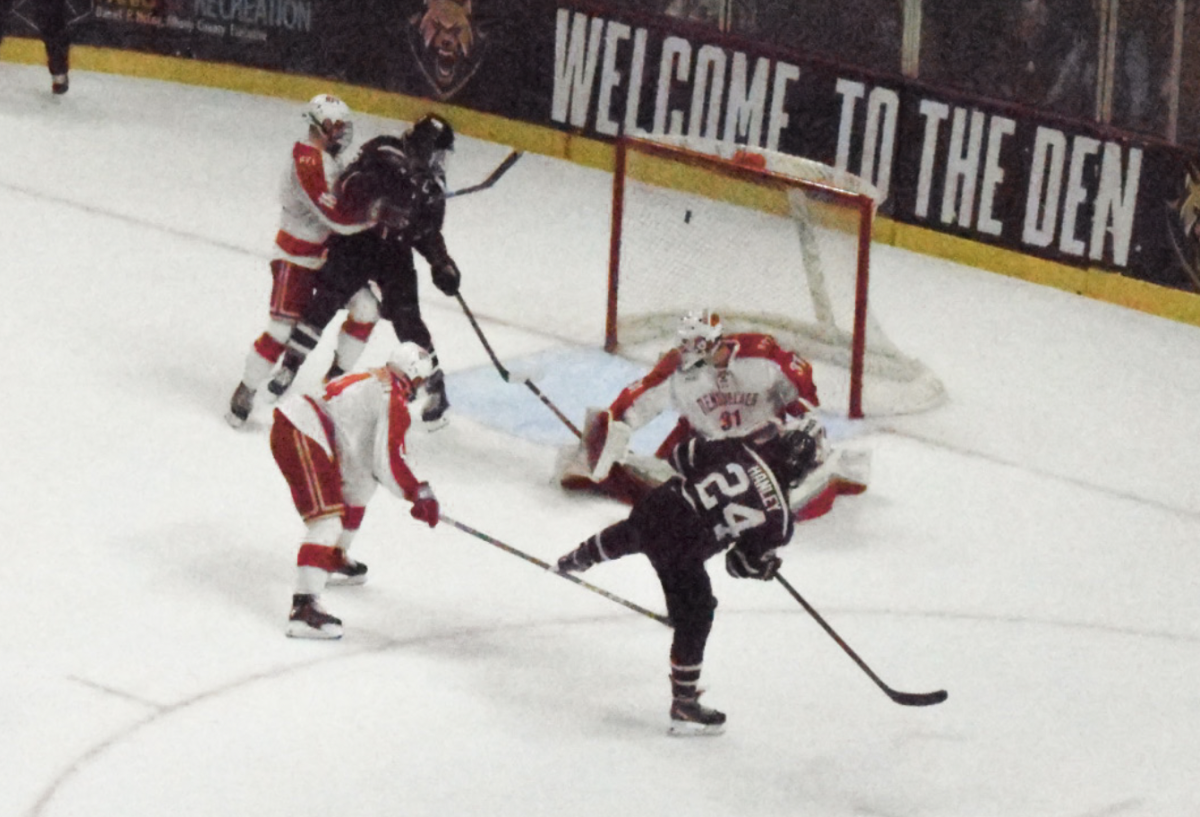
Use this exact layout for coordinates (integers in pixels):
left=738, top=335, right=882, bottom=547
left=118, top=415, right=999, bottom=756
left=629, top=436, right=794, bottom=567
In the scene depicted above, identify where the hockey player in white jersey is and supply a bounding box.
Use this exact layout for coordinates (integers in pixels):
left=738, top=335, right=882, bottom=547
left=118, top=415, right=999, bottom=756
left=560, top=309, right=867, bottom=518
left=226, top=94, right=379, bottom=427
left=269, top=342, right=442, bottom=639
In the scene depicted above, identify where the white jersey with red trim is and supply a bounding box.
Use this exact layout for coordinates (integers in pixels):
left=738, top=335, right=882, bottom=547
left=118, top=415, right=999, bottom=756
left=272, top=138, right=369, bottom=269
left=611, top=332, right=819, bottom=440
left=277, top=368, right=422, bottom=506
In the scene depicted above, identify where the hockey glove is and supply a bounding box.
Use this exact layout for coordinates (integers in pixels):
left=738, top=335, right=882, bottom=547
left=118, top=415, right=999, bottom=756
left=431, top=259, right=461, bottom=296
left=409, top=482, right=440, bottom=528
left=725, top=545, right=782, bottom=581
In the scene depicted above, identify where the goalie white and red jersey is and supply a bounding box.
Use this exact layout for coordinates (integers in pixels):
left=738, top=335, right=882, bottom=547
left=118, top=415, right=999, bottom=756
left=611, top=331, right=820, bottom=450
left=274, top=367, right=425, bottom=513
left=272, top=136, right=370, bottom=271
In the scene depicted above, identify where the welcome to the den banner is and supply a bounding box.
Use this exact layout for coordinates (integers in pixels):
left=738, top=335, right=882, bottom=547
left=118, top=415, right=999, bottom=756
left=59, top=0, right=1200, bottom=293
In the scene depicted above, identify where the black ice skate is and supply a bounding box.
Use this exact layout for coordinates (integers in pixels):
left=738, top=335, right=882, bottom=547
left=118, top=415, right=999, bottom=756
left=327, top=556, right=368, bottom=586
left=267, top=351, right=303, bottom=398
left=286, top=594, right=343, bottom=639
left=668, top=694, right=726, bottom=736
left=421, top=369, right=450, bottom=430
left=225, top=382, right=255, bottom=428
left=52, top=74, right=69, bottom=95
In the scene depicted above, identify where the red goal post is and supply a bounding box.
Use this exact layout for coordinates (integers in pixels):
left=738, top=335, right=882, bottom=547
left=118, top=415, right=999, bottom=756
left=605, top=134, right=945, bottom=419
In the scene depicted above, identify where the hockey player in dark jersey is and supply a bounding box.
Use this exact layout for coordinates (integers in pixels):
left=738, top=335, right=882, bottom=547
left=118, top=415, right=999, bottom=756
left=555, top=418, right=824, bottom=736
left=268, top=113, right=461, bottom=427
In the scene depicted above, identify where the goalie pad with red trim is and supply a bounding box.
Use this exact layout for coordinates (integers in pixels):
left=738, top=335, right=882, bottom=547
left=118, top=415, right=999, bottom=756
left=582, top=408, right=633, bottom=481
left=557, top=408, right=675, bottom=504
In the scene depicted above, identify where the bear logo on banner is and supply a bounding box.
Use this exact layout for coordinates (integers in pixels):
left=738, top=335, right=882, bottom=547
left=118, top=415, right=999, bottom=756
left=1166, top=159, right=1200, bottom=290
left=405, top=0, right=486, bottom=101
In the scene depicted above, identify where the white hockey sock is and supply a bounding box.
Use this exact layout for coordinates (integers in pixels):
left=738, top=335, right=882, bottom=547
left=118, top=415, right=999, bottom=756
left=295, top=565, right=329, bottom=596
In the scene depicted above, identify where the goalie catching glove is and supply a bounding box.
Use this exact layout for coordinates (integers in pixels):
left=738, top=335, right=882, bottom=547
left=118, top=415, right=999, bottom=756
left=725, top=545, right=781, bottom=581
left=409, top=482, right=440, bottom=527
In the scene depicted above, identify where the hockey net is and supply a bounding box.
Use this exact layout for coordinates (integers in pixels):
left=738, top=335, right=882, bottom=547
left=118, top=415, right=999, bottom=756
left=606, top=135, right=945, bottom=418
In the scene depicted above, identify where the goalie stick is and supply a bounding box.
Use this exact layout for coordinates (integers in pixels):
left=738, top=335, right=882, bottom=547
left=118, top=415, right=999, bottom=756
left=444, top=150, right=523, bottom=199
left=776, top=572, right=948, bottom=707
left=454, top=292, right=583, bottom=438
left=442, top=514, right=671, bottom=626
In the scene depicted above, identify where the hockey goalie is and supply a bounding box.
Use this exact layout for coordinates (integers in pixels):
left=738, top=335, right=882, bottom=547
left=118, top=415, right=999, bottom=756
left=558, top=309, right=870, bottom=521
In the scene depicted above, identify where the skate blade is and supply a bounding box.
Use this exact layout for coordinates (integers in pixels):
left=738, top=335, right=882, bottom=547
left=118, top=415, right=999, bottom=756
left=326, top=573, right=368, bottom=587
left=667, top=720, right=725, bottom=737
left=286, top=621, right=343, bottom=639
left=224, top=411, right=249, bottom=429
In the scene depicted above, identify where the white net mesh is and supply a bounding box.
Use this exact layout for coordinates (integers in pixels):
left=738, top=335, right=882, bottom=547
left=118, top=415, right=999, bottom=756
left=610, top=135, right=945, bottom=417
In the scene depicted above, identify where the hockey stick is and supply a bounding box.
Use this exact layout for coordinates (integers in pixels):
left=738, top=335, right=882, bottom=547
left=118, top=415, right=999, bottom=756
left=775, top=572, right=948, bottom=707
left=441, top=514, right=671, bottom=627
left=444, top=151, right=523, bottom=199
left=454, top=292, right=583, bottom=438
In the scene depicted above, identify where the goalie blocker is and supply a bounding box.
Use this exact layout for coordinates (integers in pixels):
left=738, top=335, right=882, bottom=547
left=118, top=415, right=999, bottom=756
left=557, top=407, right=869, bottom=520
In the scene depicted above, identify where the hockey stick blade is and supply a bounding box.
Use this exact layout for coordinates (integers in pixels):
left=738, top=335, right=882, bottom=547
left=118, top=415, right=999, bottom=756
left=445, top=151, right=523, bottom=199
left=776, top=573, right=947, bottom=707
left=442, top=514, right=671, bottom=627
left=887, top=688, right=948, bottom=707
left=454, top=292, right=583, bottom=438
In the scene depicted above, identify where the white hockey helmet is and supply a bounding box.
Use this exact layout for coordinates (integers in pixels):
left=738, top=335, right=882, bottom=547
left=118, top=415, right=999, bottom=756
left=305, top=93, right=353, bottom=155
left=676, top=309, right=723, bottom=369
left=387, top=342, right=435, bottom=387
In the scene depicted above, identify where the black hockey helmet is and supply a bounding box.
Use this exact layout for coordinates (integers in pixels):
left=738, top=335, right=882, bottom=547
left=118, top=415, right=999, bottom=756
left=751, top=422, right=821, bottom=487
left=403, top=113, right=455, bottom=169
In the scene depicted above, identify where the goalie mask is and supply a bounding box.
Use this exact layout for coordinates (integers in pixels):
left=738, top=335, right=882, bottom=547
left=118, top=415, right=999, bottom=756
left=676, top=309, right=723, bottom=370
left=387, top=342, right=435, bottom=398
left=305, top=94, right=354, bottom=156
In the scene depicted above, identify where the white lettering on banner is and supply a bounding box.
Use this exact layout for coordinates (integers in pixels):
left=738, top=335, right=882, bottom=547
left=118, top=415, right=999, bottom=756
left=551, top=9, right=798, bottom=150
left=1091, top=142, right=1141, bottom=264
left=941, top=107, right=986, bottom=228
left=1025, top=128, right=1068, bottom=246
left=596, top=21, right=631, bottom=136
left=192, top=0, right=312, bottom=32
left=552, top=10, right=603, bottom=128
left=977, top=115, right=1017, bottom=236
left=1024, top=127, right=1141, bottom=265
left=654, top=36, right=691, bottom=136
left=1060, top=135, right=1101, bottom=256
left=915, top=99, right=949, bottom=219
left=692, top=45, right=727, bottom=140
left=725, top=53, right=770, bottom=146
left=834, top=80, right=898, bottom=202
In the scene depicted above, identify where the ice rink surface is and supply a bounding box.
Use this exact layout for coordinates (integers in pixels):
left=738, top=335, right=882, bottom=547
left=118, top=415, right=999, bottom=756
left=3, top=65, right=1200, bottom=817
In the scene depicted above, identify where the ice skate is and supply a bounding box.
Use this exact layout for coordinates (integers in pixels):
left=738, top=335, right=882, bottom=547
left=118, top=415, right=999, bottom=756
left=420, top=369, right=450, bottom=430
left=226, top=382, right=255, bottom=427
left=52, top=74, right=69, bottom=95
left=668, top=694, right=726, bottom=736
left=286, top=594, right=343, bottom=639
left=327, top=556, right=368, bottom=586
left=267, top=351, right=303, bottom=398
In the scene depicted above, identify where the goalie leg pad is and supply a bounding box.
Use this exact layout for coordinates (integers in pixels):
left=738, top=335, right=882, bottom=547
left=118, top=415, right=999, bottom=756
left=583, top=408, right=633, bottom=482
left=788, top=448, right=871, bottom=522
